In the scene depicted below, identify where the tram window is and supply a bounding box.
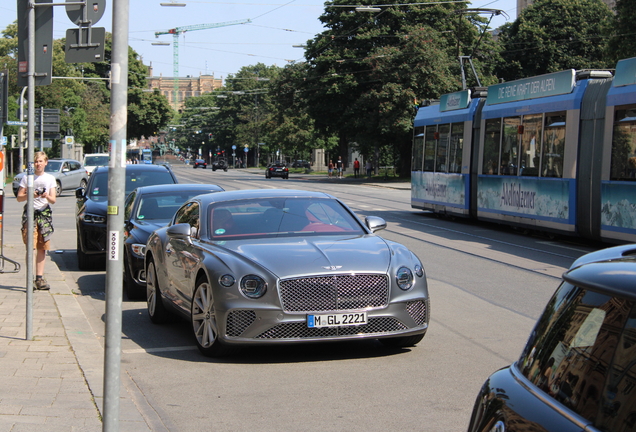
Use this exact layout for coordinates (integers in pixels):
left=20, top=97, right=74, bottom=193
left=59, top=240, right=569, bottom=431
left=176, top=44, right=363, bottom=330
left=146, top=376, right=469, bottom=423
left=412, top=127, right=424, bottom=171
left=502, top=117, right=521, bottom=175
left=542, top=113, right=566, bottom=178
left=449, top=123, right=463, bottom=173
left=424, top=126, right=436, bottom=171
left=437, top=124, right=450, bottom=172
left=520, top=114, right=542, bottom=177
left=611, top=106, right=636, bottom=181
left=482, top=119, right=501, bottom=175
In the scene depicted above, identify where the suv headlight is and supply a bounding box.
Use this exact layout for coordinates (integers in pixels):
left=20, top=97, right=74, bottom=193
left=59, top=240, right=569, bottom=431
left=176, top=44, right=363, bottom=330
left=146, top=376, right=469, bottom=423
left=81, top=212, right=107, bottom=224
left=130, top=243, right=146, bottom=258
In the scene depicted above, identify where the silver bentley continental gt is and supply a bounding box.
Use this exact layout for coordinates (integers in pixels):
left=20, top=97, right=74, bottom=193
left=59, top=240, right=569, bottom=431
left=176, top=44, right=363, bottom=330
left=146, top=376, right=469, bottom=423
left=145, top=189, right=429, bottom=357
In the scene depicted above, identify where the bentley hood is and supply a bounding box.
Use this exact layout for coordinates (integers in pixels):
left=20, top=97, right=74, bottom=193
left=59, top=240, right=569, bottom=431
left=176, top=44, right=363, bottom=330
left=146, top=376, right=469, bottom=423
left=219, top=235, right=393, bottom=277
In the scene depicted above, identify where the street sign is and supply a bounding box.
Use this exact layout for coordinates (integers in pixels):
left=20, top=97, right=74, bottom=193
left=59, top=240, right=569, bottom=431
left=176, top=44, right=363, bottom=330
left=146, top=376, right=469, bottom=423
left=35, top=124, right=60, bottom=133
left=244, top=147, right=248, bottom=153
left=17, top=0, right=54, bottom=87
left=6, top=121, right=28, bottom=126
left=66, top=0, right=106, bottom=25
left=65, top=27, right=106, bottom=63
left=34, top=140, right=52, bottom=148
left=232, top=145, right=236, bottom=150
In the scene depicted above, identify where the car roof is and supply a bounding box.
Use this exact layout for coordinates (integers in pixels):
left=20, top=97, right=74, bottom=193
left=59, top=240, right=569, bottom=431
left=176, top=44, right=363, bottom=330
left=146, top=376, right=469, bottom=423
left=563, top=244, right=636, bottom=301
left=194, top=189, right=335, bottom=204
left=92, top=164, right=173, bottom=174
left=132, top=184, right=224, bottom=194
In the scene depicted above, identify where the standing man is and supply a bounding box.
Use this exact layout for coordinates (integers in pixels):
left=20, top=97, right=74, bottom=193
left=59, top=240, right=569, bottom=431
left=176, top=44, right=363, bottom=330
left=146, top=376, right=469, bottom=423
left=17, top=151, right=57, bottom=290
left=353, top=158, right=360, bottom=178
left=336, top=156, right=343, bottom=179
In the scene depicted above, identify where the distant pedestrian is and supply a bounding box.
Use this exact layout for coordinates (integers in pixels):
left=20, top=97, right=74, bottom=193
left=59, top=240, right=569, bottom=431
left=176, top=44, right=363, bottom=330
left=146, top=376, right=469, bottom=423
left=328, top=160, right=334, bottom=178
left=336, top=156, right=343, bottom=179
left=366, top=160, right=372, bottom=178
left=353, top=158, right=360, bottom=178
left=17, top=151, right=57, bottom=290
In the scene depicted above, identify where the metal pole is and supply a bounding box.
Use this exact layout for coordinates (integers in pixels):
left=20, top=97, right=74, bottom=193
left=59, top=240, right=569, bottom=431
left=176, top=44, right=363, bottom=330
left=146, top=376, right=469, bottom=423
left=39, top=107, right=44, bottom=151
left=19, top=86, right=27, bottom=173
left=102, top=0, right=129, bottom=430
left=25, top=1, right=36, bottom=341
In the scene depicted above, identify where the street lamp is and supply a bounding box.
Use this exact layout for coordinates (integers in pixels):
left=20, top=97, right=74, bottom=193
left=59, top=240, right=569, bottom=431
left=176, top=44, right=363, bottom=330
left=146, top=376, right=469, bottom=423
left=355, top=6, right=381, bottom=12
left=160, top=1, right=186, bottom=6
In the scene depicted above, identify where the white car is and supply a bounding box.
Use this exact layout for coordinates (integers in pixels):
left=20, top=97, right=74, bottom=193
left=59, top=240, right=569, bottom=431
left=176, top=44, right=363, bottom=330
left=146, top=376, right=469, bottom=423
left=13, top=158, right=88, bottom=197
left=83, top=153, right=109, bottom=176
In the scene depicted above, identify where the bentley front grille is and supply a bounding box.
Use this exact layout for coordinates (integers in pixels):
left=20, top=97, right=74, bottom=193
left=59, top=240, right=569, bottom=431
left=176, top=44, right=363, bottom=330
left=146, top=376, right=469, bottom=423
left=406, top=300, right=427, bottom=326
left=279, top=274, right=389, bottom=312
left=255, top=317, right=407, bottom=339
left=226, top=310, right=257, bottom=337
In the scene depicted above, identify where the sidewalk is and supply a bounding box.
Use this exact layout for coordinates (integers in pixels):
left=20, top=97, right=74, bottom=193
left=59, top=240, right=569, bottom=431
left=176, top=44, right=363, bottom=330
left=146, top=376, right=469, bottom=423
left=0, top=195, right=153, bottom=431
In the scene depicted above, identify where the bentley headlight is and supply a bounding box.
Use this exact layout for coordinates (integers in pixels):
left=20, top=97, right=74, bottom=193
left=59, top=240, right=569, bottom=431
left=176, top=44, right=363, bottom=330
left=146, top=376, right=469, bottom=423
left=414, top=264, right=424, bottom=278
left=219, top=274, right=235, bottom=288
left=396, top=267, right=414, bottom=290
left=240, top=275, right=267, bottom=298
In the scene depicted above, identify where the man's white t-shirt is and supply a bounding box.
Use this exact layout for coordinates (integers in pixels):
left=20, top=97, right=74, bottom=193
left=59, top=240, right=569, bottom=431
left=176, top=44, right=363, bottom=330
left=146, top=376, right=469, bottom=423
left=19, top=172, right=57, bottom=210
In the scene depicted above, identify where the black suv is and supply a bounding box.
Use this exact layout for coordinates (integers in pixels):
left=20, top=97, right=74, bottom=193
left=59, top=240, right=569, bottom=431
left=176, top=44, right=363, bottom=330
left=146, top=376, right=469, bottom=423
left=467, top=244, right=636, bottom=432
left=76, top=164, right=178, bottom=270
left=212, top=157, right=228, bottom=172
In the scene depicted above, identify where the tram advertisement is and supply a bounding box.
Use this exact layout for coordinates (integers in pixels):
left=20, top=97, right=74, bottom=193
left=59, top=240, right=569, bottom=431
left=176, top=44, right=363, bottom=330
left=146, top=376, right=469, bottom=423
left=477, top=177, right=575, bottom=223
left=411, top=172, right=467, bottom=208
left=601, top=182, right=636, bottom=233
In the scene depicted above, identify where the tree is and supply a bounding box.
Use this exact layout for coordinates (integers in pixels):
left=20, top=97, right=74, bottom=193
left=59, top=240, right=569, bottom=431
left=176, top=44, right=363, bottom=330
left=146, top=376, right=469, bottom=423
left=301, top=0, right=486, bottom=174
left=607, top=0, right=636, bottom=63
left=496, top=0, right=613, bottom=81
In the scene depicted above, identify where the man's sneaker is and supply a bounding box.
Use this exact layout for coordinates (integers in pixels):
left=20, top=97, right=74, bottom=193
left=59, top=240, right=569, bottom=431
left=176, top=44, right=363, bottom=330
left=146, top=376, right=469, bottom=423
left=35, top=278, right=50, bottom=290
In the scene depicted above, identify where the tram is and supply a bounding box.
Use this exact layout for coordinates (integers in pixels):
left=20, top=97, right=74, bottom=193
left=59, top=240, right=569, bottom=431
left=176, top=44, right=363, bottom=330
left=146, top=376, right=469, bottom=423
left=411, top=56, right=636, bottom=244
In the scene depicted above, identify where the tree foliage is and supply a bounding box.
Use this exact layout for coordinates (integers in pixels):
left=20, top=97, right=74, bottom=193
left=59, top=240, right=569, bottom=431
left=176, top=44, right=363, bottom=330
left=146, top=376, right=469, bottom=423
left=607, top=0, right=636, bottom=63
left=496, top=0, right=613, bottom=81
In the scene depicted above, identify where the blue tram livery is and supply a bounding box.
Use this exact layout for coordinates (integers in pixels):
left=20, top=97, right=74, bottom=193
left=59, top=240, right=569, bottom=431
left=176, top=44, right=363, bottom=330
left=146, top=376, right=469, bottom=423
left=411, top=57, right=636, bottom=244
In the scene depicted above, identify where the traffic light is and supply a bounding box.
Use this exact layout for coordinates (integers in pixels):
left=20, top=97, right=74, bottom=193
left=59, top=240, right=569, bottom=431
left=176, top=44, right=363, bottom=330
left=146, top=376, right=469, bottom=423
left=19, top=128, right=27, bottom=148
left=10, top=135, right=16, bottom=148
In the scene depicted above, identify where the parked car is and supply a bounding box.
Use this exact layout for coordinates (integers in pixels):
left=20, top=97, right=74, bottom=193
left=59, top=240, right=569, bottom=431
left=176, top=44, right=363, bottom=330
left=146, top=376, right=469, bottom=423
left=122, top=183, right=224, bottom=300
left=291, top=160, right=310, bottom=169
left=265, top=162, right=289, bottom=179
left=467, top=244, right=636, bottom=432
left=145, top=189, right=429, bottom=357
left=13, top=158, right=88, bottom=197
left=76, top=164, right=178, bottom=270
left=212, top=157, right=228, bottom=172
left=83, top=153, right=109, bottom=176
left=193, top=159, right=207, bottom=169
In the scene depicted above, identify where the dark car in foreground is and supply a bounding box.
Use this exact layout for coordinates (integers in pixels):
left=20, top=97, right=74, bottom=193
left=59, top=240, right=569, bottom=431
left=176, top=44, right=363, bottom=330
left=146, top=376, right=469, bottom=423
left=193, top=159, right=207, bottom=169
left=265, top=161, right=288, bottom=179
left=76, top=164, right=178, bottom=270
left=145, top=189, right=429, bottom=357
left=13, top=158, right=88, bottom=196
left=122, top=183, right=224, bottom=300
left=467, top=244, right=636, bottom=432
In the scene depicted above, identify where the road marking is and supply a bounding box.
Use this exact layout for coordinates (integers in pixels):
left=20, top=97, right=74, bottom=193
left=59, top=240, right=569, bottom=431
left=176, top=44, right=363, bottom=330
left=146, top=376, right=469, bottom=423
left=123, top=346, right=198, bottom=354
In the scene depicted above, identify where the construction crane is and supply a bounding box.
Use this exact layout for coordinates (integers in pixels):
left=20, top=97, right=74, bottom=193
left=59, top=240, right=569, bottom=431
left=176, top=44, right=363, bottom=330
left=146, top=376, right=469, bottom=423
left=155, top=19, right=252, bottom=110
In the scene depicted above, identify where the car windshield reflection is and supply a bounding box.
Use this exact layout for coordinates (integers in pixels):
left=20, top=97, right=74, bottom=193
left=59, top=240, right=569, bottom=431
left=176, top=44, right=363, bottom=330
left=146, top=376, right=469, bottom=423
left=208, top=198, right=365, bottom=239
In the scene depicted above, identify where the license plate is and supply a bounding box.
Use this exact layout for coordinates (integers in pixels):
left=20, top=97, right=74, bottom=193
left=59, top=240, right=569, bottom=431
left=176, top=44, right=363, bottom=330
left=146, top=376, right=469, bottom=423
left=307, top=312, right=367, bottom=328
left=276, top=169, right=283, bottom=172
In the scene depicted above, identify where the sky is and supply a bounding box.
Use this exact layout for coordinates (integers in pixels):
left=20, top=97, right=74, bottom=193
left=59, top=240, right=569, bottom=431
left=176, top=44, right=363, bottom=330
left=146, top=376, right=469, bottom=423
left=0, top=0, right=518, bottom=83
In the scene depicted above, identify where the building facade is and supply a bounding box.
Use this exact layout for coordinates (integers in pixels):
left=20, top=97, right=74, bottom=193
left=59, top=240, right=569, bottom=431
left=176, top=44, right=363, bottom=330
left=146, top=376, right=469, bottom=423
left=146, top=64, right=223, bottom=111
